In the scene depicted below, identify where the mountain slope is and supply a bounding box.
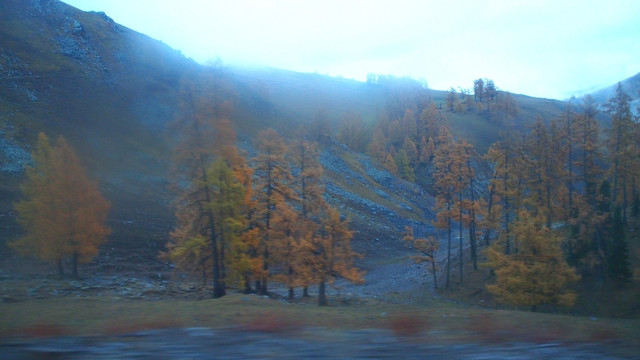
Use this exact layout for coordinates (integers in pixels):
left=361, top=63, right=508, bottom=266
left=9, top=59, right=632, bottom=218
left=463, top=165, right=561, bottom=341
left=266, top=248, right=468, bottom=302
left=0, top=0, right=586, bottom=282
left=0, top=0, right=194, bottom=267
left=587, top=72, right=640, bottom=114
left=0, top=0, right=435, bottom=273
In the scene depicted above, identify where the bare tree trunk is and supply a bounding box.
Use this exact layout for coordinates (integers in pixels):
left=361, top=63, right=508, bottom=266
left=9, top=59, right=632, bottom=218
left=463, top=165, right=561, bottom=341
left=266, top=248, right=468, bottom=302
left=468, top=173, right=478, bottom=270
left=622, top=175, right=628, bottom=224
left=504, top=142, right=511, bottom=255
left=72, top=252, right=78, bottom=279
left=220, top=240, right=226, bottom=295
left=208, top=210, right=224, bottom=298
left=288, top=266, right=295, bottom=299
left=459, top=190, right=464, bottom=284
left=483, top=181, right=496, bottom=246
left=202, top=167, right=224, bottom=299
left=318, top=280, right=327, bottom=306
left=57, top=258, right=64, bottom=278
left=446, top=200, right=452, bottom=289
left=431, top=257, right=438, bottom=290
left=260, top=247, right=269, bottom=296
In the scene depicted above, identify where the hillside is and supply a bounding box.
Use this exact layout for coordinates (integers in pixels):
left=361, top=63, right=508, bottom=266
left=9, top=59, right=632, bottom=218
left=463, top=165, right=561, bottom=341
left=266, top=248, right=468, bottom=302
left=4, top=0, right=637, bottom=319
left=0, top=0, right=437, bottom=278
left=0, top=0, right=196, bottom=273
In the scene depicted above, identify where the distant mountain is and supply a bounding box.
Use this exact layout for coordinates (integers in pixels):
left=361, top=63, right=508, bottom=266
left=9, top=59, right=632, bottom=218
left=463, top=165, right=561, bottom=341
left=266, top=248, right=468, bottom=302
left=587, top=72, right=640, bottom=114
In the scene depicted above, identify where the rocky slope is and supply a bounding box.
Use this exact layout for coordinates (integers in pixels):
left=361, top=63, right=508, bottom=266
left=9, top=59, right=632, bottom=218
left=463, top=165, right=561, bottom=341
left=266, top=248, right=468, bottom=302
left=0, top=0, right=437, bottom=281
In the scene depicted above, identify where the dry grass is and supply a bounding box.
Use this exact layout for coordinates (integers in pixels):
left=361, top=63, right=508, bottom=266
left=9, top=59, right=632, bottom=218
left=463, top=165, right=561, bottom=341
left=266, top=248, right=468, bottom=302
left=239, top=310, right=301, bottom=333
left=388, top=315, right=427, bottom=337
left=0, top=293, right=639, bottom=356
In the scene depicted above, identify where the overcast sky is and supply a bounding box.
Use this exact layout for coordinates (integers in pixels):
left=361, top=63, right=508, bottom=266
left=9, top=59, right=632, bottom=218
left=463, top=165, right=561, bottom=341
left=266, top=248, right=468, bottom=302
left=63, top=0, right=640, bottom=100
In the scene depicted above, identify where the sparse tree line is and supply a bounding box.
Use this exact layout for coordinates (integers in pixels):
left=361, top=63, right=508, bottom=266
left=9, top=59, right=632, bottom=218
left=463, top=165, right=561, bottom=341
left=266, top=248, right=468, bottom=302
left=480, top=85, right=640, bottom=309
left=405, top=83, right=639, bottom=310
left=162, top=102, right=363, bottom=304
left=336, top=79, right=517, bottom=183
left=447, top=78, right=518, bottom=122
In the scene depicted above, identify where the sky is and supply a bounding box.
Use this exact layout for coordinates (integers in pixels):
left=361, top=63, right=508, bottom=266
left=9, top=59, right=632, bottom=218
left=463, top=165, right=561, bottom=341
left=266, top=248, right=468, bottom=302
left=62, top=0, right=640, bottom=100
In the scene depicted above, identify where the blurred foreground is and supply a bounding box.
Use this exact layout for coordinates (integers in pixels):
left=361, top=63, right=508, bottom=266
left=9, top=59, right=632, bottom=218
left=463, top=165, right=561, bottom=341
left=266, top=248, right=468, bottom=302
left=0, top=326, right=628, bottom=359
left=1, top=291, right=638, bottom=359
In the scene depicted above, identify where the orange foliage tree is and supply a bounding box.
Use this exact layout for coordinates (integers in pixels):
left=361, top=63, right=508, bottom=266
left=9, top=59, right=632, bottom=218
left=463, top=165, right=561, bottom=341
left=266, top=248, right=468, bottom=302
left=432, top=125, right=455, bottom=288
left=290, top=126, right=326, bottom=296
left=253, top=128, right=293, bottom=295
left=403, top=226, right=439, bottom=289
left=270, top=202, right=306, bottom=299
left=12, top=133, right=111, bottom=278
left=164, top=75, right=257, bottom=298
left=315, top=206, right=364, bottom=306
left=484, top=211, right=579, bottom=311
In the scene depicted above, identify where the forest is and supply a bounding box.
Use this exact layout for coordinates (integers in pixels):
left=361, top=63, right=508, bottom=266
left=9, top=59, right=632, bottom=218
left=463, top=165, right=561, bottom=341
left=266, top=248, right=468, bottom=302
left=342, top=78, right=640, bottom=311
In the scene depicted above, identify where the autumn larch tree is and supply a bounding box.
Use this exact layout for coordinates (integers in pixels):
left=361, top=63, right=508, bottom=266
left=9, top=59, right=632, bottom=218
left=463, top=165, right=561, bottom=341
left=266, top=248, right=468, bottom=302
left=567, top=95, right=607, bottom=277
left=473, top=78, right=484, bottom=103
left=484, top=131, right=524, bottom=254
left=479, top=172, right=502, bottom=247
left=337, top=111, right=368, bottom=153
left=524, top=117, right=568, bottom=228
left=395, top=149, right=414, bottom=182
left=432, top=125, right=455, bottom=288
left=489, top=92, right=518, bottom=125
left=387, top=109, right=417, bottom=148
left=461, top=87, right=474, bottom=112
left=575, top=96, right=602, bottom=206
left=446, top=87, right=459, bottom=112
left=270, top=202, right=303, bottom=299
left=419, top=101, right=444, bottom=142
left=452, top=139, right=474, bottom=283
left=402, top=136, right=419, bottom=168
left=484, top=79, right=497, bottom=103
left=290, top=126, right=326, bottom=296
left=253, top=128, right=293, bottom=295
left=166, top=153, right=254, bottom=296
left=383, top=150, right=399, bottom=175
left=557, top=103, right=577, bottom=221
left=310, top=108, right=333, bottom=145
left=207, top=159, right=248, bottom=292
left=460, top=143, right=483, bottom=270
left=315, top=206, right=363, bottom=306
left=606, top=206, right=631, bottom=281
left=605, top=83, right=634, bottom=223
left=164, top=75, right=245, bottom=298
left=12, top=133, right=111, bottom=278
left=484, top=211, right=579, bottom=312
left=367, top=127, right=389, bottom=164
left=403, top=226, right=439, bottom=289
left=483, top=91, right=520, bottom=253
